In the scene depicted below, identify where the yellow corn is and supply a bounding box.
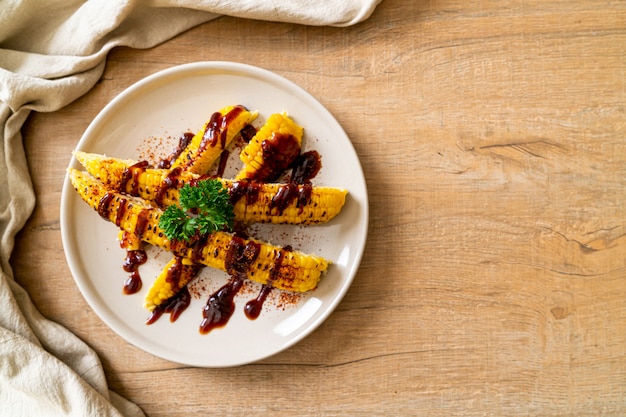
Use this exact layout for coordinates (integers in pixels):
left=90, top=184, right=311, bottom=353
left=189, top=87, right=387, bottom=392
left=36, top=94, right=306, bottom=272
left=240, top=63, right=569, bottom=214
left=236, top=113, right=303, bottom=181
left=74, top=151, right=348, bottom=225
left=68, top=169, right=330, bottom=292
left=73, top=151, right=198, bottom=203
left=227, top=180, right=347, bottom=224
left=144, top=257, right=201, bottom=311
left=170, top=105, right=258, bottom=174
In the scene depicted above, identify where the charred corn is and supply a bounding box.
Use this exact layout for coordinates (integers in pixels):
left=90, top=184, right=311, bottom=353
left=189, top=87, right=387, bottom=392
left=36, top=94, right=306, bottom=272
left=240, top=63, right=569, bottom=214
left=68, top=169, right=329, bottom=292
left=227, top=180, right=347, bottom=224
left=74, top=151, right=348, bottom=224
left=236, top=113, right=303, bottom=182
left=144, top=256, right=202, bottom=311
left=73, top=151, right=198, bottom=203
left=170, top=105, right=258, bottom=174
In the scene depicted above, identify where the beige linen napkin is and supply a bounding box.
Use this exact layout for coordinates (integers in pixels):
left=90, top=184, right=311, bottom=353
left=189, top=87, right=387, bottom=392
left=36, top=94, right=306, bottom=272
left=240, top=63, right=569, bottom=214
left=0, top=0, right=381, bottom=416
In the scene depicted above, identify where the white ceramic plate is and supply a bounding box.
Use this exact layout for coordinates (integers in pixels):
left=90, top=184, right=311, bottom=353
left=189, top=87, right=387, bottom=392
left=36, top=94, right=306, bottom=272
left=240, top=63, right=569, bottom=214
left=60, top=62, right=368, bottom=367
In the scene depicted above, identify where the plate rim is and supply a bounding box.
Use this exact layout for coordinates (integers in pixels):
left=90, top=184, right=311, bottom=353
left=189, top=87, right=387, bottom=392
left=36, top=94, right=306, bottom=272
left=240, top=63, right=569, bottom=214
left=60, top=61, right=369, bottom=367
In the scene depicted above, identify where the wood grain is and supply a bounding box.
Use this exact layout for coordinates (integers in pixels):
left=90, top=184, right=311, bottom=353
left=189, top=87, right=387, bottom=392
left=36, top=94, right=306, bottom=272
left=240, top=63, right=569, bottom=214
left=12, top=0, right=625, bottom=415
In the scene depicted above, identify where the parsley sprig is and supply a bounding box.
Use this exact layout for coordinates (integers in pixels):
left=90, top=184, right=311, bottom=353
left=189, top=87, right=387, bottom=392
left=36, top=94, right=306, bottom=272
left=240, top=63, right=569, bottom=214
left=159, top=179, right=234, bottom=241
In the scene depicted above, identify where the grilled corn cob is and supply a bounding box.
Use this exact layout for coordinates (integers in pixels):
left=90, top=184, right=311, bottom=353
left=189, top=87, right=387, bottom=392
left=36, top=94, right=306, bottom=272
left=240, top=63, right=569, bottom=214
left=68, top=169, right=329, bottom=292
left=228, top=180, right=347, bottom=224
left=170, top=105, right=258, bottom=174
left=74, top=151, right=348, bottom=224
left=144, top=256, right=202, bottom=311
left=236, top=113, right=303, bottom=181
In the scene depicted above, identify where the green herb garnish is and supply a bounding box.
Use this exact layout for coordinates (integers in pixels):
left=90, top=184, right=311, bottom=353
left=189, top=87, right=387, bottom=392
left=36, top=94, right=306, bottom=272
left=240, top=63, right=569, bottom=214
left=159, top=179, right=234, bottom=241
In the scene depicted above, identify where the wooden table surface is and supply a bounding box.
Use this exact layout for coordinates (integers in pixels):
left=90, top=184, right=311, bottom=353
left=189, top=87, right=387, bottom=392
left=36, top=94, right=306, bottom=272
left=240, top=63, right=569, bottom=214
left=12, top=1, right=625, bottom=415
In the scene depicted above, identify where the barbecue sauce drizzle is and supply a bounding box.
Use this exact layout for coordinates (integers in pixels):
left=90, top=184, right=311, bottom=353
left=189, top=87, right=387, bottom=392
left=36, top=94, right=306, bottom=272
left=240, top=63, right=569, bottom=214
left=98, top=191, right=149, bottom=294
left=244, top=246, right=292, bottom=320
left=158, top=131, right=194, bottom=169
left=215, top=150, right=229, bottom=178
left=247, top=132, right=301, bottom=182
left=122, top=249, right=147, bottom=294
left=145, top=256, right=203, bottom=324
left=120, top=160, right=150, bottom=196
left=100, top=109, right=258, bottom=301
left=199, top=237, right=261, bottom=334
left=195, top=150, right=322, bottom=327
left=228, top=150, right=322, bottom=216
left=185, top=105, right=245, bottom=168
left=110, top=161, right=151, bottom=294
left=236, top=151, right=320, bottom=317
left=103, top=114, right=323, bottom=327
left=116, top=232, right=147, bottom=294
left=228, top=180, right=261, bottom=206
left=239, top=124, right=257, bottom=143
left=155, top=167, right=182, bottom=206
